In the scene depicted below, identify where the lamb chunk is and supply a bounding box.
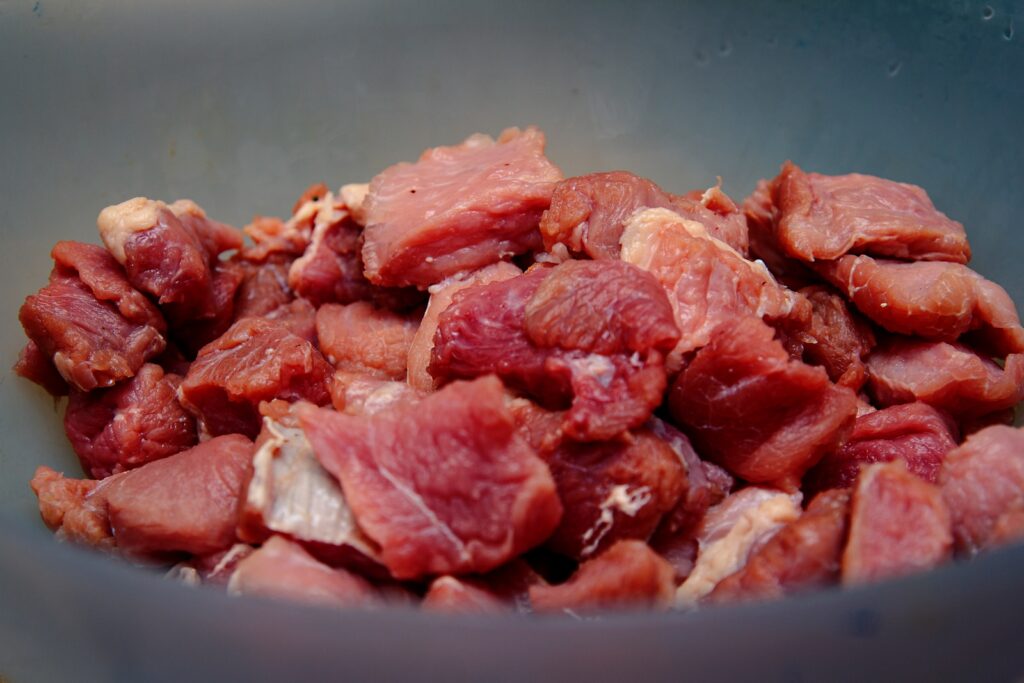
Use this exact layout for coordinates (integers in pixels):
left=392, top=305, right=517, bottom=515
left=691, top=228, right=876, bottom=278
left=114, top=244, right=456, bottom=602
left=179, top=318, right=333, bottom=439
left=170, top=259, right=246, bottom=354
left=675, top=487, right=802, bottom=606
left=542, top=428, right=687, bottom=561
left=233, top=258, right=294, bottom=320
left=262, top=298, right=318, bottom=345
left=422, top=576, right=507, bottom=614
left=668, top=317, right=857, bottom=489
left=940, top=425, right=1024, bottom=554
left=842, top=461, right=952, bottom=584
left=30, top=466, right=113, bottom=549
left=814, top=255, right=1024, bottom=356
left=14, top=340, right=69, bottom=396
left=539, top=172, right=748, bottom=260
left=228, top=536, right=376, bottom=609
left=771, top=161, right=970, bottom=263
left=709, top=489, right=850, bottom=603
left=804, top=402, right=957, bottom=495
left=799, top=285, right=876, bottom=390
left=19, top=241, right=167, bottom=391
left=407, top=261, right=522, bottom=391
left=620, top=208, right=810, bottom=370
left=742, top=180, right=817, bottom=289
left=316, top=302, right=419, bottom=380
left=362, top=127, right=561, bottom=288
left=329, top=371, right=424, bottom=416
left=866, top=338, right=1024, bottom=419
left=529, top=540, right=675, bottom=613
left=298, top=376, right=562, bottom=580
left=64, top=364, right=197, bottom=479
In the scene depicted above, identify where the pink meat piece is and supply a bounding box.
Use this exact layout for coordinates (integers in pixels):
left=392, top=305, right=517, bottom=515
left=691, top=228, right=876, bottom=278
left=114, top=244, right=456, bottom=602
left=13, top=340, right=70, bottom=396
left=814, top=255, right=1024, bottom=356
left=771, top=161, right=970, bottom=263
left=361, top=127, right=562, bottom=288
left=709, top=489, right=850, bottom=603
left=407, top=261, right=522, bottom=391
left=990, top=510, right=1024, bottom=547
left=669, top=316, right=857, bottom=490
left=316, top=302, right=420, bottom=380
left=169, top=544, right=255, bottom=586
left=529, top=540, right=675, bottom=613
left=422, top=576, right=507, bottom=613
left=241, top=182, right=336, bottom=263
left=19, top=241, right=167, bottom=392
left=430, top=262, right=676, bottom=441
left=804, top=402, right=958, bottom=495
left=297, top=376, right=562, bottom=580
left=799, top=285, right=876, bottom=390
left=30, top=466, right=114, bottom=550
left=233, top=258, right=294, bottom=320
left=620, top=207, right=810, bottom=370
left=842, top=461, right=952, bottom=584
left=64, top=363, right=197, bottom=479
left=262, top=298, right=318, bottom=345
left=229, top=536, right=376, bottom=609
left=178, top=318, right=333, bottom=439
left=940, top=425, right=1024, bottom=554
left=539, top=171, right=749, bottom=260
left=97, top=197, right=244, bottom=327
left=865, top=338, right=1024, bottom=418
left=329, top=371, right=424, bottom=416
left=742, top=179, right=818, bottom=290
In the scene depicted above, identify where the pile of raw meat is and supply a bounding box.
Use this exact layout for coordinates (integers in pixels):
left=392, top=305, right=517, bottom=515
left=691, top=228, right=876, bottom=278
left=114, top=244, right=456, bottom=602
left=16, top=127, right=1024, bottom=614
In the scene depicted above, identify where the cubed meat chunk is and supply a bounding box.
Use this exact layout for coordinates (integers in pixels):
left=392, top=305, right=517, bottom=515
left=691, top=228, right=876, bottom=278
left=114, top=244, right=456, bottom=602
left=298, top=376, right=562, bottom=579
left=19, top=241, right=167, bottom=392
left=362, top=127, right=562, bottom=287
left=178, top=318, right=333, bottom=439
left=232, top=258, right=294, bottom=321
left=241, top=183, right=330, bottom=262
left=13, top=340, right=70, bottom=396
left=422, top=576, right=507, bottom=614
left=940, top=425, right=1024, bottom=554
left=329, top=371, right=424, bottom=416
left=29, top=466, right=113, bottom=549
left=842, top=461, right=952, bottom=584
left=316, top=302, right=419, bottom=380
left=669, top=317, right=857, bottom=489
left=742, top=180, right=818, bottom=290
left=799, top=285, right=876, bottom=390
left=64, top=363, right=197, bottom=479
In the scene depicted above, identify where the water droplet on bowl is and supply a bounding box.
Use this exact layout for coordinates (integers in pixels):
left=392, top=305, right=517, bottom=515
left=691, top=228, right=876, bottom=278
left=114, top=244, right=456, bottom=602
left=718, top=40, right=733, bottom=57
left=886, top=60, right=903, bottom=77
left=982, top=4, right=994, bottom=20
left=1004, top=19, right=1015, bottom=40
left=694, top=49, right=710, bottom=66
left=766, top=35, right=779, bottom=48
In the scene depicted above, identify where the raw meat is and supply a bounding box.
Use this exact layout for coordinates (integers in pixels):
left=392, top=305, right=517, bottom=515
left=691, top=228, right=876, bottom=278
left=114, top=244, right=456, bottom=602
left=940, top=425, right=1024, bottom=554
left=742, top=179, right=817, bottom=290
left=178, top=318, right=333, bottom=439
left=232, top=258, right=294, bottom=321
left=362, top=127, right=562, bottom=287
left=298, top=376, right=562, bottom=579
left=669, top=316, right=857, bottom=489
left=329, top=371, right=424, bottom=416
left=804, top=402, right=957, bottom=495
left=316, top=302, right=419, bottom=379
left=842, top=461, right=952, bottom=584
left=529, top=540, right=675, bottom=613
left=422, top=576, right=507, bottom=613
left=64, top=363, right=197, bottom=479
left=30, top=466, right=113, bottom=549
left=13, top=340, right=69, bottom=396
left=262, top=298, right=318, bottom=345
left=799, top=285, right=876, bottom=390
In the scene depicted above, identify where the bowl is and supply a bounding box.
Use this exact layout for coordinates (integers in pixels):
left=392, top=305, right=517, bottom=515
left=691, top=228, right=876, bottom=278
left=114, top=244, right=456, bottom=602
left=2, top=1, right=1023, bottom=680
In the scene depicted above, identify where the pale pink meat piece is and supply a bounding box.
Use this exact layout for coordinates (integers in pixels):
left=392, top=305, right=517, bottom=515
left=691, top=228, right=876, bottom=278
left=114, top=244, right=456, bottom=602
left=799, top=285, right=876, bottom=390
left=422, top=576, right=507, bottom=614
left=329, top=371, right=424, bottom=416
left=30, top=466, right=114, bottom=549
left=772, top=161, right=970, bottom=263
left=298, top=376, right=562, bottom=579
left=316, top=302, right=419, bottom=380
left=842, top=461, right=952, bottom=584
left=240, top=183, right=334, bottom=262
left=940, top=425, right=1024, bottom=554
left=742, top=179, right=817, bottom=290
left=361, top=127, right=562, bottom=287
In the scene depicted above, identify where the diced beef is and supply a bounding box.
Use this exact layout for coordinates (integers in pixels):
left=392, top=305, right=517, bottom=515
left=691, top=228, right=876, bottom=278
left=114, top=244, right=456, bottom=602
left=407, top=261, right=522, bottom=391
left=542, top=427, right=687, bottom=561
left=298, top=376, right=562, bottom=579
left=19, top=241, right=167, bottom=392
left=538, top=171, right=749, bottom=260
left=940, top=425, right=1024, bottom=554
left=329, top=371, right=424, bottom=416
left=675, top=487, right=802, bottom=606
left=262, top=298, right=318, bottom=345
left=178, top=318, right=333, bottom=439
left=866, top=338, right=1024, bottom=418
left=771, top=161, right=970, bottom=263
left=422, top=576, right=508, bottom=613
left=620, top=207, right=810, bottom=370
left=64, top=363, right=197, bottom=479
left=529, top=540, right=675, bottom=613
left=742, top=180, right=818, bottom=290
left=316, top=302, right=419, bottom=380
left=814, top=255, right=1024, bottom=356
left=13, top=340, right=69, bottom=396
left=709, top=489, right=850, bottom=603
left=361, top=127, right=562, bottom=288
left=171, top=259, right=247, bottom=354
left=431, top=261, right=677, bottom=441
left=804, top=402, right=958, bottom=495
left=842, top=461, right=952, bottom=583
left=228, top=536, right=376, bottom=609
left=668, top=317, right=857, bottom=489
left=232, top=258, right=294, bottom=321
left=30, top=466, right=113, bottom=549
left=799, top=285, right=876, bottom=390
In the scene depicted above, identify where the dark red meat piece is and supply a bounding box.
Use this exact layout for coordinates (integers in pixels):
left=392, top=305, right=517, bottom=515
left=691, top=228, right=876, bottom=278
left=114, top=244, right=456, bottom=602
left=171, top=260, right=246, bottom=354
left=298, top=376, right=562, bottom=580
left=316, top=302, right=419, bottom=379
left=799, top=285, right=876, bottom=390
left=233, top=258, right=294, bottom=321
left=13, top=340, right=69, bottom=396
left=262, top=298, right=318, bottom=345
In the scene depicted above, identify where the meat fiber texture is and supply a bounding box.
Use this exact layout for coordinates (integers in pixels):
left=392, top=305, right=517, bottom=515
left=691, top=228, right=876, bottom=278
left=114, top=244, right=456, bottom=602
left=430, top=260, right=678, bottom=441
left=298, top=376, right=563, bottom=580
left=539, top=171, right=748, bottom=260
left=19, top=241, right=167, bottom=392
left=316, top=302, right=419, bottom=379
left=361, top=127, right=562, bottom=288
